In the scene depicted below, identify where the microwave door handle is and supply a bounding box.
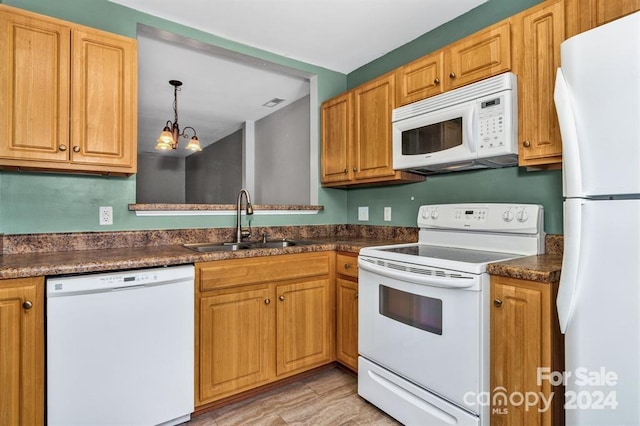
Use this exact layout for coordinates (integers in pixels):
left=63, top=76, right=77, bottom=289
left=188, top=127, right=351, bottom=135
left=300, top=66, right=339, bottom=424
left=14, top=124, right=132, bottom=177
left=466, top=105, right=477, bottom=153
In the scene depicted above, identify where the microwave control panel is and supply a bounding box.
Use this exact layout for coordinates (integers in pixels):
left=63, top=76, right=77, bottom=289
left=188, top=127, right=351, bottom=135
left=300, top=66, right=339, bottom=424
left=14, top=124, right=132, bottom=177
left=477, top=95, right=509, bottom=153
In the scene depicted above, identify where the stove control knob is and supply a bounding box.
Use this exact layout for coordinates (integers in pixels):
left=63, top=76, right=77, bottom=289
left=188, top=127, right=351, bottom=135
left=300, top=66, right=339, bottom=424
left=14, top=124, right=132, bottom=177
left=421, top=208, right=430, bottom=219
left=516, top=209, right=529, bottom=222
left=430, top=210, right=439, bottom=219
left=502, top=210, right=514, bottom=222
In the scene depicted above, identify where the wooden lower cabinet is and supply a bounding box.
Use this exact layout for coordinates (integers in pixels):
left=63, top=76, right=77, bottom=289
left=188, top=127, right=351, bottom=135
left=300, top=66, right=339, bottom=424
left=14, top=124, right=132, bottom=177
left=335, top=252, right=359, bottom=371
left=195, top=252, right=335, bottom=407
left=490, top=275, right=564, bottom=426
left=276, top=278, right=334, bottom=376
left=198, top=286, right=274, bottom=402
left=0, top=276, right=44, bottom=426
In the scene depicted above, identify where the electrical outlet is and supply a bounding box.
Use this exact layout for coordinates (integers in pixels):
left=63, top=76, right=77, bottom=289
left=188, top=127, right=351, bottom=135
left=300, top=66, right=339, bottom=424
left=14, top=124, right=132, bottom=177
left=384, top=207, right=392, bottom=221
left=358, top=206, right=369, bottom=221
left=99, top=206, right=113, bottom=225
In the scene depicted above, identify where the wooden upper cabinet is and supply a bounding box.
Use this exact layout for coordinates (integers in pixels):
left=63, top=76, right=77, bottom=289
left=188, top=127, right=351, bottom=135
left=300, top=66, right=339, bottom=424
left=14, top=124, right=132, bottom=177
left=353, top=73, right=396, bottom=180
left=0, top=277, right=45, bottom=426
left=395, top=20, right=511, bottom=107
left=395, top=51, right=444, bottom=106
left=0, top=5, right=137, bottom=175
left=0, top=9, right=70, bottom=163
left=321, top=73, right=424, bottom=187
left=578, top=0, right=640, bottom=31
left=445, top=20, right=512, bottom=90
left=71, top=28, right=137, bottom=170
left=321, top=92, right=353, bottom=184
left=514, top=0, right=565, bottom=167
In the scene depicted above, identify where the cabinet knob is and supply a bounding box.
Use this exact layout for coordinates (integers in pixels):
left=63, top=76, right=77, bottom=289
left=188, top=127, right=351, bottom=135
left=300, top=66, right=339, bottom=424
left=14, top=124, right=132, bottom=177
left=433, top=78, right=440, bottom=85
left=23, top=300, right=33, bottom=310
left=493, top=299, right=503, bottom=308
left=352, top=167, right=357, bottom=172
left=343, top=168, right=348, bottom=174
left=58, top=144, right=67, bottom=152
left=344, top=263, right=351, bottom=269
left=449, top=72, right=457, bottom=79
left=73, top=146, right=80, bottom=153
left=523, top=140, right=531, bottom=148
left=279, top=295, right=285, bottom=301
left=264, top=298, right=271, bottom=305
left=355, top=292, right=359, bottom=299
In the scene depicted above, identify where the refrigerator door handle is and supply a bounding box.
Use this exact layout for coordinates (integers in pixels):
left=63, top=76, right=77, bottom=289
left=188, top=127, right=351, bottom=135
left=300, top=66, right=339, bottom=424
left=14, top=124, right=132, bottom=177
left=554, top=68, right=582, bottom=198
left=557, top=200, right=583, bottom=333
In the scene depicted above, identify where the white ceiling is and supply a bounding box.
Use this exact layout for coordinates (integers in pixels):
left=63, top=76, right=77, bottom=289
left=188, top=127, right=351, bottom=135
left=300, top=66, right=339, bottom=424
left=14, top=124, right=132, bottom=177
left=111, top=0, right=487, bottom=74
left=110, top=0, right=488, bottom=157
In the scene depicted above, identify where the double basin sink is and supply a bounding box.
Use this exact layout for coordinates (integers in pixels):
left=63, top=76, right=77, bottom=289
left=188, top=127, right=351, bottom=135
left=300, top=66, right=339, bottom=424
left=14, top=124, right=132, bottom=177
left=184, top=239, right=310, bottom=253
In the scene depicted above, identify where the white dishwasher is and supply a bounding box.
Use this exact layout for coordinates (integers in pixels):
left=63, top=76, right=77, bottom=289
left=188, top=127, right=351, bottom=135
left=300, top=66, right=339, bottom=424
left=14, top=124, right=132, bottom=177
left=46, top=265, right=194, bottom=426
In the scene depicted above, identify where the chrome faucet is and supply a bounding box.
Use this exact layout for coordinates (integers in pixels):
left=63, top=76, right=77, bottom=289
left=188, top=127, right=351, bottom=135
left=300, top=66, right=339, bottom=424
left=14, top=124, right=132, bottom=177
left=235, top=189, right=254, bottom=243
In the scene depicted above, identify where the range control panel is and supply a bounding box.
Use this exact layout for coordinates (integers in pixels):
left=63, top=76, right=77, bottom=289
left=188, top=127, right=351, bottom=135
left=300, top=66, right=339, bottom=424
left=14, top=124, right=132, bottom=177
left=418, top=203, right=543, bottom=234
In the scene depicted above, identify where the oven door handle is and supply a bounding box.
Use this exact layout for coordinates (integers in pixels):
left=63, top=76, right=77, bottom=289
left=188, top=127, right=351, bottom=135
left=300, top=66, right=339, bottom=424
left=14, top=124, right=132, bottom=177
left=358, top=259, right=475, bottom=289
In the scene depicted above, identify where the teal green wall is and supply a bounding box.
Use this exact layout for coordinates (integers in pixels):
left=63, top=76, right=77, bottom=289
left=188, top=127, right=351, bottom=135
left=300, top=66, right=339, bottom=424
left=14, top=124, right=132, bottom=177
left=0, top=0, right=348, bottom=234
left=344, top=0, right=564, bottom=235
left=0, top=0, right=564, bottom=235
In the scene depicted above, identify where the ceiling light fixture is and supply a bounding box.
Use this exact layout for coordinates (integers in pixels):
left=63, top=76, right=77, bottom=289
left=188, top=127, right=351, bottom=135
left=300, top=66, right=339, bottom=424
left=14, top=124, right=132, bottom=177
left=156, top=80, right=202, bottom=152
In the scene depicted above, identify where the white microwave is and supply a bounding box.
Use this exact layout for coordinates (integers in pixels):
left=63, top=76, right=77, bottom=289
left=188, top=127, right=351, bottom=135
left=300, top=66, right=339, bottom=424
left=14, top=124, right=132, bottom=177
left=392, top=72, right=518, bottom=175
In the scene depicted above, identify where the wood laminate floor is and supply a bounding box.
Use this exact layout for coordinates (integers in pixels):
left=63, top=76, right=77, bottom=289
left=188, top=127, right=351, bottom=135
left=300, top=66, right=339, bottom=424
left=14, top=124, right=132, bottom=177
left=188, top=367, right=401, bottom=426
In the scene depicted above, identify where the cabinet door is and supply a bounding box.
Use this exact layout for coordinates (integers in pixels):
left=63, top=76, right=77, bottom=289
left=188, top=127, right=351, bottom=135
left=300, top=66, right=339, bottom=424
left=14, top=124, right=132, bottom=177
left=517, top=0, right=565, bottom=167
left=71, top=28, right=137, bottom=172
left=0, top=277, right=44, bottom=426
left=321, top=92, right=353, bottom=184
left=445, top=21, right=511, bottom=90
left=336, top=278, right=358, bottom=371
left=198, top=287, right=274, bottom=403
left=276, top=278, right=334, bottom=376
left=491, top=277, right=551, bottom=426
left=0, top=9, right=70, bottom=163
left=395, top=51, right=444, bottom=106
left=353, top=73, right=396, bottom=180
left=578, top=0, right=640, bottom=31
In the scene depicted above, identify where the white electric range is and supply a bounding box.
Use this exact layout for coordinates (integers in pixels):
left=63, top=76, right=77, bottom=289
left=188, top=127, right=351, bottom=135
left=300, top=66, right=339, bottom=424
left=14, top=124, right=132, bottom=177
left=357, top=203, right=545, bottom=426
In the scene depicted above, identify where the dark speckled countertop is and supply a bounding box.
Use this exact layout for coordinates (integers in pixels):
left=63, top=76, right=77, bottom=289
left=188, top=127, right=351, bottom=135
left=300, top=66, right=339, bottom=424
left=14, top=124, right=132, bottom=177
left=0, top=227, right=563, bottom=283
left=0, top=225, right=415, bottom=280
left=486, top=234, right=563, bottom=283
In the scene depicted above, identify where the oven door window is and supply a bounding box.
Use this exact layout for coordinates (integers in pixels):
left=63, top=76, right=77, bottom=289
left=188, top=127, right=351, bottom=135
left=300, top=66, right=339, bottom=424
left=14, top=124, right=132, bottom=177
left=379, top=285, right=443, bottom=335
left=401, top=117, right=462, bottom=155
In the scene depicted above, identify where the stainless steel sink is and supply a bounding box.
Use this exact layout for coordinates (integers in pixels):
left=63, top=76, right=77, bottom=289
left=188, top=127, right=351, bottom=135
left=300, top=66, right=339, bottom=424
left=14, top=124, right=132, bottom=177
left=183, top=239, right=311, bottom=253
left=183, top=242, right=250, bottom=252
left=250, top=239, right=299, bottom=248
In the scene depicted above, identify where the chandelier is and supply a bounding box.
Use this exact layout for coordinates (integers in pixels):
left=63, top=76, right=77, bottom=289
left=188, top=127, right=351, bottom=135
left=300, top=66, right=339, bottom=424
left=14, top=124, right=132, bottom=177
left=155, top=80, right=202, bottom=152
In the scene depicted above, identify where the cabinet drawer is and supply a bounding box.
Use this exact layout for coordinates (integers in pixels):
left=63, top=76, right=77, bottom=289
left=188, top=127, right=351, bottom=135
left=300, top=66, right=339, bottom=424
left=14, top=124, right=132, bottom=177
left=336, top=253, right=358, bottom=278
left=199, top=252, right=331, bottom=291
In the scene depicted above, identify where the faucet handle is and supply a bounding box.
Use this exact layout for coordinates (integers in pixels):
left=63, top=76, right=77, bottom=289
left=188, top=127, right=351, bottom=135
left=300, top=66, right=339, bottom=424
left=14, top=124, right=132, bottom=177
left=262, top=233, right=268, bottom=243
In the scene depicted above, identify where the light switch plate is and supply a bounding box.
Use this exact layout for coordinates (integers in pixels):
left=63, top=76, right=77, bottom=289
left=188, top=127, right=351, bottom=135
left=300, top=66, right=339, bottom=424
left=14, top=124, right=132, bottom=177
left=358, top=206, right=369, bottom=221
left=384, top=207, right=392, bottom=221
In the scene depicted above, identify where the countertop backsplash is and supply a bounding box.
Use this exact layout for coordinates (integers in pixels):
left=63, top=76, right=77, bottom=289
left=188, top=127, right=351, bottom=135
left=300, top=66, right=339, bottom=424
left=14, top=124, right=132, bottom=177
left=0, top=225, right=419, bottom=255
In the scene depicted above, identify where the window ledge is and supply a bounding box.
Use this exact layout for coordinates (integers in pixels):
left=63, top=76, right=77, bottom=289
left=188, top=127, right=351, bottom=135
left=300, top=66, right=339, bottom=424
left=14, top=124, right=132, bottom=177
left=128, top=204, right=323, bottom=216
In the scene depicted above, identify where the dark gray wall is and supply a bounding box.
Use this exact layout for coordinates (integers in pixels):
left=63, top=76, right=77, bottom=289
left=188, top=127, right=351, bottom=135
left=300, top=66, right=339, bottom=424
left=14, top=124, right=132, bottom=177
left=185, top=129, right=243, bottom=204
left=136, top=154, right=186, bottom=203
left=254, top=95, right=310, bottom=204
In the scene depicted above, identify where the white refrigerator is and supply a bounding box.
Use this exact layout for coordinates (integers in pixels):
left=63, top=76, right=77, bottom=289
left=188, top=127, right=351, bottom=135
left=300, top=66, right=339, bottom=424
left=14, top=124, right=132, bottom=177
left=554, top=11, right=640, bottom=426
